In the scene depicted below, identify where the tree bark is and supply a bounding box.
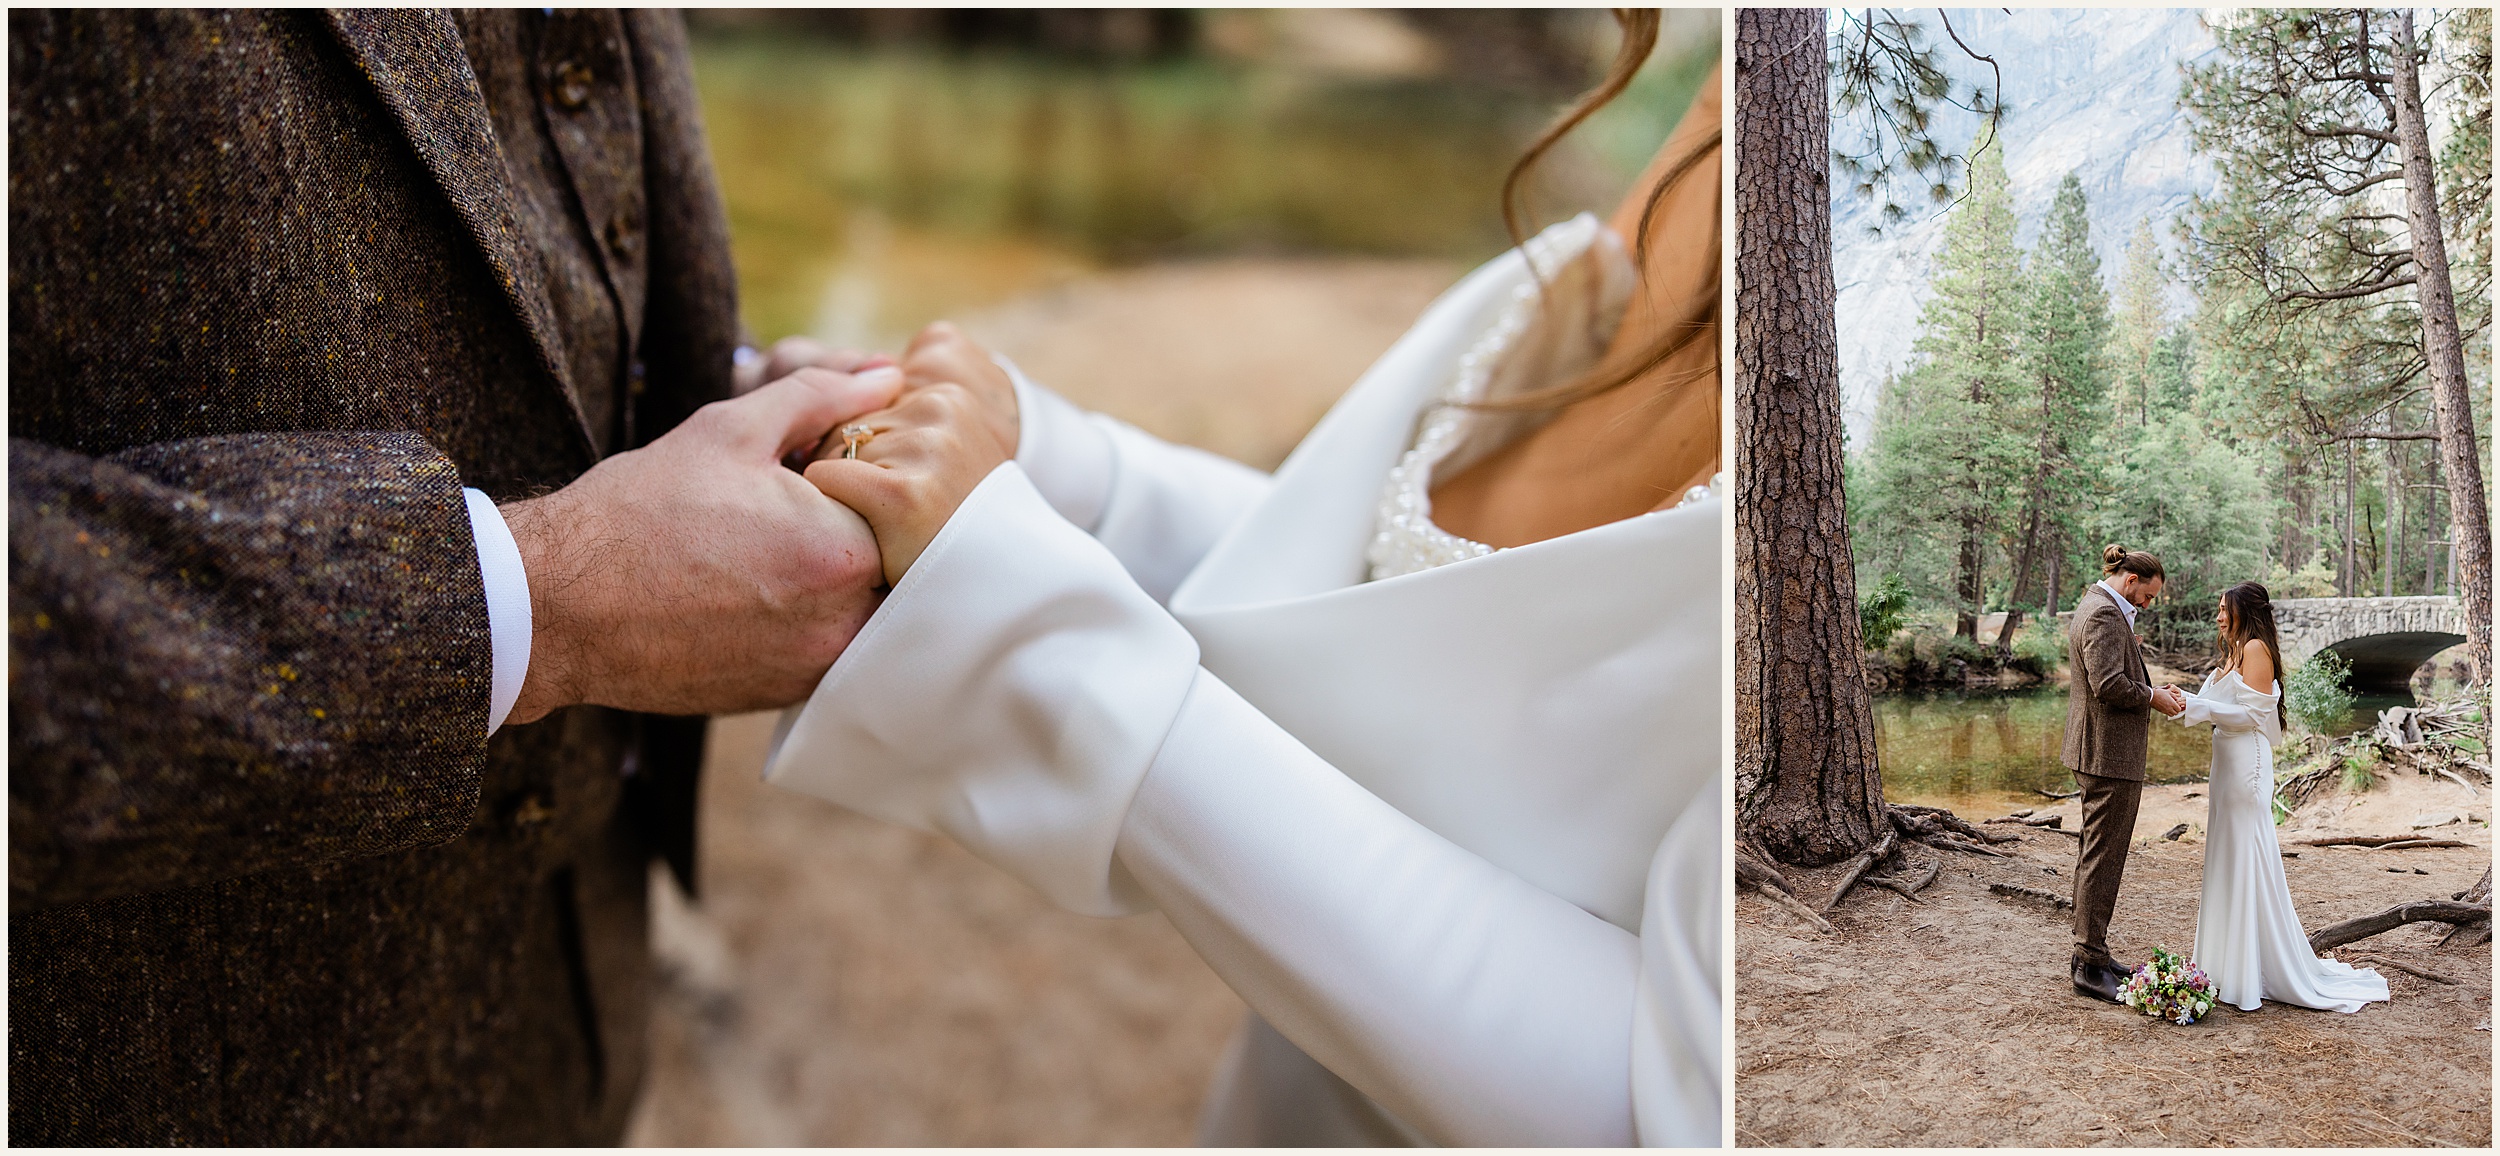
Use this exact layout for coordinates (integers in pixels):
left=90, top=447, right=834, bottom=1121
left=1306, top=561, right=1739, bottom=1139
left=1955, top=520, right=1982, bottom=640
left=1734, top=7, right=1888, bottom=866
left=2390, top=10, right=2493, bottom=685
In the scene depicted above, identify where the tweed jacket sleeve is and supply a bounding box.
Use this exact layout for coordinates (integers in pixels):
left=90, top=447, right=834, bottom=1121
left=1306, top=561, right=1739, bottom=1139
left=9, top=433, right=495, bottom=909
left=2077, top=597, right=2152, bottom=712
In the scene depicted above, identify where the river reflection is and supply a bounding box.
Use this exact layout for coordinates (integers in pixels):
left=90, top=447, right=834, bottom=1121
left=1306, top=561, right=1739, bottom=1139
left=1878, top=685, right=2411, bottom=813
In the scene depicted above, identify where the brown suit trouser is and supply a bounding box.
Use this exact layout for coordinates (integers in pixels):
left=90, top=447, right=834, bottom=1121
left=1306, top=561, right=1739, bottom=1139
left=2071, top=770, right=2143, bottom=968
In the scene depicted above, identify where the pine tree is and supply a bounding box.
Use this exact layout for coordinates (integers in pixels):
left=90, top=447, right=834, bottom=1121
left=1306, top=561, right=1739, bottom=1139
left=2000, top=172, right=2113, bottom=651
left=2111, top=216, right=2167, bottom=428
left=2181, top=8, right=2493, bottom=683
left=1861, top=135, right=2029, bottom=640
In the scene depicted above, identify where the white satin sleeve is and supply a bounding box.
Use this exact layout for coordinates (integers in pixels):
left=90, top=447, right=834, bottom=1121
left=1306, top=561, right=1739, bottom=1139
left=2175, top=688, right=2281, bottom=743
left=764, top=462, right=1719, bottom=1146
left=1003, top=357, right=1273, bottom=604
left=765, top=464, right=1198, bottom=917
left=1121, top=671, right=1701, bottom=1147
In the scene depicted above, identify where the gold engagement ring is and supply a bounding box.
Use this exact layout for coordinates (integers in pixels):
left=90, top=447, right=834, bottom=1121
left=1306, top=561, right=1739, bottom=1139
left=839, top=424, right=878, bottom=459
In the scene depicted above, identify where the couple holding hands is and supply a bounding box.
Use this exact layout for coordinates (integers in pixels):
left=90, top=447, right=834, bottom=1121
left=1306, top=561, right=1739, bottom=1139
left=10, top=10, right=1720, bottom=1146
left=2063, top=550, right=2389, bottom=1015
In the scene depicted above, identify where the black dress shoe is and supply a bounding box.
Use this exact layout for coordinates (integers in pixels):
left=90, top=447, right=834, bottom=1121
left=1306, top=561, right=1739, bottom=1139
left=2071, top=960, right=2123, bottom=1003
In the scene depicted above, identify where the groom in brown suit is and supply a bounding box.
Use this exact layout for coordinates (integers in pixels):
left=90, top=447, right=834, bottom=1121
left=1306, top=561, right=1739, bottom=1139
left=11, top=10, right=889, bottom=1143
left=2059, top=546, right=2187, bottom=1002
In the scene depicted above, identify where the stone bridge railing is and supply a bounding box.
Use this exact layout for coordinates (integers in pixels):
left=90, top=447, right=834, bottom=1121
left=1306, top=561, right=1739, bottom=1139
left=2274, top=595, right=2466, bottom=690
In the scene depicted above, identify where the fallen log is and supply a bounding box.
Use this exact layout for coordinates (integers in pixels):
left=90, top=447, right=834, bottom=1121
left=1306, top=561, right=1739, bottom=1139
left=1821, top=829, right=1899, bottom=914
left=2034, top=787, right=2081, bottom=800
left=1989, top=882, right=2074, bottom=911
left=2159, top=823, right=2191, bottom=841
left=2441, top=868, right=2493, bottom=949
left=2373, top=838, right=2473, bottom=851
left=2343, top=953, right=2461, bottom=985
left=2300, top=834, right=2472, bottom=848
left=1986, top=813, right=2064, bottom=829
left=2307, top=900, right=2494, bottom=954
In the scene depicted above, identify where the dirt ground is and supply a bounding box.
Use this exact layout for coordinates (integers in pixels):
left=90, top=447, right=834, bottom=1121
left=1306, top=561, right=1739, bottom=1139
left=1737, top=770, right=2494, bottom=1148
left=621, top=258, right=1456, bottom=1145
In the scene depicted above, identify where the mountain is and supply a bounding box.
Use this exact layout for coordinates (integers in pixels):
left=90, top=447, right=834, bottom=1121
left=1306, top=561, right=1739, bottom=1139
left=1831, top=7, right=2220, bottom=444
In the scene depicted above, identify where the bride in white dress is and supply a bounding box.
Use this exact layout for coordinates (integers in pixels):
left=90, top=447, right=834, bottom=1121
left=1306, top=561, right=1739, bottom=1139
left=753, top=24, right=1723, bottom=1148
left=2171, top=581, right=2389, bottom=1014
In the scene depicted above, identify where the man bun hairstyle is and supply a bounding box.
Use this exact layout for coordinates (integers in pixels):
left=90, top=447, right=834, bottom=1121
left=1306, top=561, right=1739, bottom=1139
left=2101, top=544, right=2164, bottom=580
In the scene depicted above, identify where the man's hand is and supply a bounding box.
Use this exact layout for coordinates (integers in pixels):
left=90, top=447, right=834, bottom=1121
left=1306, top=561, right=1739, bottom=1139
left=2152, top=685, right=2187, bottom=716
left=732, top=336, right=894, bottom=397
left=500, top=366, right=905, bottom=724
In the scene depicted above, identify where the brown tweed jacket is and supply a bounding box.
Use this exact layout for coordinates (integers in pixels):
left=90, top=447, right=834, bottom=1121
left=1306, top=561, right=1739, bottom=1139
left=2060, top=584, right=2155, bottom=783
left=9, top=10, right=736, bottom=1143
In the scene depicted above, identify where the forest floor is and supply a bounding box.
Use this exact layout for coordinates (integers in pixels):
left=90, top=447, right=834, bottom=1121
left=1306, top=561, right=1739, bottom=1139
left=1736, top=770, right=2493, bottom=1147
left=621, top=257, right=1454, bottom=1145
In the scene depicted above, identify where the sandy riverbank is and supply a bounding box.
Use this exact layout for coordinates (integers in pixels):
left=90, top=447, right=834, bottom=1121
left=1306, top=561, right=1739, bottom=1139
left=1737, top=770, right=2493, bottom=1147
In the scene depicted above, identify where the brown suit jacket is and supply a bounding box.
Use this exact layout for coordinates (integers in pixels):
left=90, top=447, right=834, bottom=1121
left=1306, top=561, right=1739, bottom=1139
left=8, top=10, right=734, bottom=1143
left=2060, top=584, right=2155, bottom=783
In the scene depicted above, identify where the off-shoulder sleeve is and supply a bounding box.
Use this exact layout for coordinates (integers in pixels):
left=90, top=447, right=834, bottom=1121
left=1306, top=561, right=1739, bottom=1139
left=2174, top=684, right=2281, bottom=743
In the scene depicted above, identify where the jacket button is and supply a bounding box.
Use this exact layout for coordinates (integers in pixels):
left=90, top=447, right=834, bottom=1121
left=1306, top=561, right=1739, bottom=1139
left=605, top=207, right=641, bottom=258
left=550, top=60, right=594, bottom=111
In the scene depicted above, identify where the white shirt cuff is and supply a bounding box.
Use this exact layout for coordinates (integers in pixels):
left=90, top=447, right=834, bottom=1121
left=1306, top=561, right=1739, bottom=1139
left=464, top=487, right=532, bottom=737
left=1001, top=354, right=1116, bottom=533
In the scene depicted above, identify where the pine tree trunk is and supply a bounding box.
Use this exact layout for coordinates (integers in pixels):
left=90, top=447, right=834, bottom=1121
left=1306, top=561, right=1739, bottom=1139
left=1733, top=6, right=1886, bottom=867
left=2342, top=441, right=2357, bottom=598
left=2392, top=10, right=2494, bottom=684
left=1956, top=521, right=1982, bottom=639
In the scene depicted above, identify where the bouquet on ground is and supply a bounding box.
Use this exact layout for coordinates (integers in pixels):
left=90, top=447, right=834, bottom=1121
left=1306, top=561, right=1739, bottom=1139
left=2119, top=946, right=2216, bottom=1024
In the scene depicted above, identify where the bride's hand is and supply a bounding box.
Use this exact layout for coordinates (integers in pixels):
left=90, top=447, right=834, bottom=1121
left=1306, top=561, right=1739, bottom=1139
left=802, top=376, right=1011, bottom=587
left=897, top=322, right=1019, bottom=459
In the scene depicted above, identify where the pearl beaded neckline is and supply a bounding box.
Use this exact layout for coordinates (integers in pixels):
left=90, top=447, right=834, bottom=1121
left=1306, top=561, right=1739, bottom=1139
left=1364, top=223, right=1719, bottom=582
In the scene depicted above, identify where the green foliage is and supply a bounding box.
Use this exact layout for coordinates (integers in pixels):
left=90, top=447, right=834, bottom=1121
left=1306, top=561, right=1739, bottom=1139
left=1854, top=138, right=2032, bottom=620
left=1827, top=9, right=2003, bottom=229
left=2011, top=616, right=2067, bottom=671
left=1999, top=172, right=2116, bottom=613
left=2340, top=753, right=2377, bottom=794
left=2092, top=410, right=2276, bottom=615
left=2286, top=649, right=2358, bottom=735
left=2177, top=9, right=2490, bottom=605
left=1859, top=572, right=1913, bottom=651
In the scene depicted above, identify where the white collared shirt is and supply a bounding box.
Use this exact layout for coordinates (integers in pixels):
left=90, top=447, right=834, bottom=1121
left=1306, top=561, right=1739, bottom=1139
left=2095, top=579, right=2139, bottom=629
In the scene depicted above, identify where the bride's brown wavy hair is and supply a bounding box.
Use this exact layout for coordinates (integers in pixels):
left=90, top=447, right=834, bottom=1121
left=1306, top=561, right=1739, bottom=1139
left=2220, top=581, right=2288, bottom=732
left=1482, top=8, right=1720, bottom=417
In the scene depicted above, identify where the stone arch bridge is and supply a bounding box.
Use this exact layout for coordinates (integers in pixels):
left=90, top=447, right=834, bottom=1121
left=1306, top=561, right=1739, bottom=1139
left=2273, top=596, right=2466, bottom=692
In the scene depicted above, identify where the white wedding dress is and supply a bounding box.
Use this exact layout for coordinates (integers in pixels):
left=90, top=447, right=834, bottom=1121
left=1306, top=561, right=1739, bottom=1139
left=765, top=214, right=1722, bottom=1146
left=2175, top=670, right=2390, bottom=1013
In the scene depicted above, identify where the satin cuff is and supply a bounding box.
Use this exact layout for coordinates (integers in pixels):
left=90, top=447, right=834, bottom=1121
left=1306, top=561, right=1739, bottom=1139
left=764, top=463, right=1199, bottom=916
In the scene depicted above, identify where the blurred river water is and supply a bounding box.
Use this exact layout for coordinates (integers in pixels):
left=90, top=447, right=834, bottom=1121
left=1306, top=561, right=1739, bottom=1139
left=1879, top=687, right=2416, bottom=816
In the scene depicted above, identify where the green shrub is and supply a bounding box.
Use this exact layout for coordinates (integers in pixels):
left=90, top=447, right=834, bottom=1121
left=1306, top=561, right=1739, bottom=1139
left=2286, top=650, right=2357, bottom=735
left=2012, top=617, right=2067, bottom=671
left=2340, top=753, right=2376, bottom=793
left=1859, top=573, right=1912, bottom=652
left=1937, top=633, right=1989, bottom=666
